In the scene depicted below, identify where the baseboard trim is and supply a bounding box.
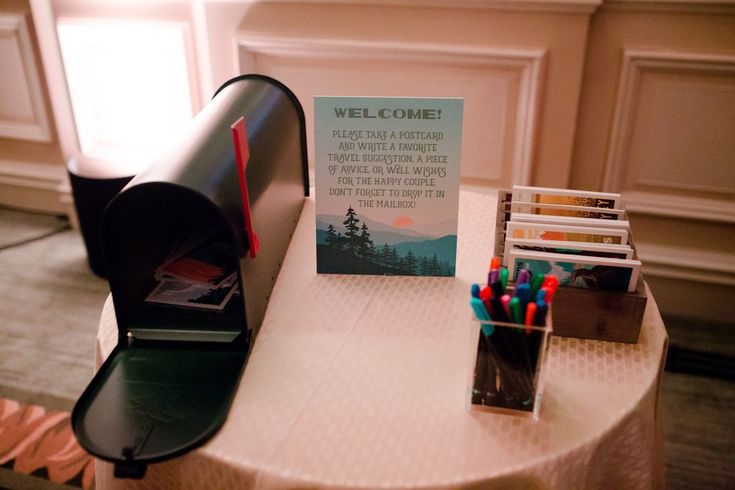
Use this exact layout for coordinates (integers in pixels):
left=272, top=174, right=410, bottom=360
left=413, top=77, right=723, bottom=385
left=0, top=159, right=70, bottom=214
left=666, top=345, right=735, bottom=381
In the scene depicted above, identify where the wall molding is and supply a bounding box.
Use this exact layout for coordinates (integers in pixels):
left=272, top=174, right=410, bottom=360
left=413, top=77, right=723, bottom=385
left=603, top=48, right=735, bottom=197
left=0, top=12, right=52, bottom=143
left=623, top=191, right=735, bottom=224
left=637, top=242, right=735, bottom=287
left=0, top=159, right=64, bottom=191
left=0, top=159, right=69, bottom=213
left=237, top=0, right=603, bottom=14
left=603, top=0, right=735, bottom=15
left=237, top=35, right=547, bottom=185
left=29, top=0, right=82, bottom=160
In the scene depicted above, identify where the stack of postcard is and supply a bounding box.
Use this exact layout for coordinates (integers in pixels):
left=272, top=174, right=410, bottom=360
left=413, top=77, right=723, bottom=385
left=145, top=230, right=239, bottom=310
left=498, top=185, right=641, bottom=293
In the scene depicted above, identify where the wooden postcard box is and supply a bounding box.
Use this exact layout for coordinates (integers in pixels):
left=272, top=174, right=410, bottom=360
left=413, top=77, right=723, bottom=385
left=549, top=279, right=646, bottom=343
left=496, top=190, right=646, bottom=344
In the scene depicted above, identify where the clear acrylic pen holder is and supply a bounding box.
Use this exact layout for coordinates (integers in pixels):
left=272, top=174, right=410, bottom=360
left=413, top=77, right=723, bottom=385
left=467, top=310, right=552, bottom=419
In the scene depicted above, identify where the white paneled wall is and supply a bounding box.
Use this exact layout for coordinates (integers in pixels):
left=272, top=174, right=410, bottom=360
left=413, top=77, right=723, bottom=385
left=0, top=3, right=65, bottom=213
left=0, top=12, right=51, bottom=142
left=605, top=49, right=735, bottom=212
left=237, top=35, right=546, bottom=187
left=570, top=0, right=735, bottom=322
left=2, top=0, right=734, bottom=324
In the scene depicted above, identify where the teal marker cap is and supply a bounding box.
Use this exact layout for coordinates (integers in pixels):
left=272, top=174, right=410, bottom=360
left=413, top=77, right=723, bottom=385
left=470, top=297, right=494, bottom=336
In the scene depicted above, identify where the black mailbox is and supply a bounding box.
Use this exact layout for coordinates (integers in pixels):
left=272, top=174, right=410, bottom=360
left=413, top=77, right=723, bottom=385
left=71, top=74, right=308, bottom=478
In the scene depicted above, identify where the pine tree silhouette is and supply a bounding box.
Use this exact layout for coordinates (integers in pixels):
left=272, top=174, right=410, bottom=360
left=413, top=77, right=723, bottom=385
left=325, top=224, right=339, bottom=249
left=430, top=254, right=441, bottom=275
left=388, top=246, right=400, bottom=269
left=358, top=222, right=373, bottom=258
left=419, top=256, right=431, bottom=275
left=403, top=250, right=418, bottom=275
left=379, top=243, right=391, bottom=266
left=342, top=205, right=360, bottom=255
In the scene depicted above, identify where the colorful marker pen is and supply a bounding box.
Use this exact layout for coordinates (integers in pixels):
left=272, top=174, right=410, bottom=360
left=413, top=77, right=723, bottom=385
left=470, top=297, right=494, bottom=336
left=490, top=256, right=501, bottom=270
left=490, top=297, right=509, bottom=322
left=533, top=300, right=548, bottom=326
left=489, top=269, right=500, bottom=288
left=542, top=275, right=559, bottom=291
left=500, top=294, right=511, bottom=318
left=541, top=285, right=556, bottom=303
left=531, top=272, right=544, bottom=297
left=514, top=283, right=532, bottom=310
left=525, top=302, right=538, bottom=334
left=491, top=278, right=504, bottom=299
left=479, top=286, right=493, bottom=316
left=517, top=269, right=531, bottom=285
left=509, top=296, right=522, bottom=324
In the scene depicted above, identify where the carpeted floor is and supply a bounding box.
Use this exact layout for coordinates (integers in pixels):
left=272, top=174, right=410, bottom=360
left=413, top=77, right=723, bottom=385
left=662, top=371, right=735, bottom=489
left=0, top=208, right=107, bottom=489
left=0, top=209, right=110, bottom=412
left=0, top=206, right=733, bottom=489
left=0, top=209, right=69, bottom=251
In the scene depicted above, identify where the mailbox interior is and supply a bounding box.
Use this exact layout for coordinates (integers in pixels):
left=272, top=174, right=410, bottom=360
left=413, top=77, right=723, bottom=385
left=102, top=183, right=248, bottom=344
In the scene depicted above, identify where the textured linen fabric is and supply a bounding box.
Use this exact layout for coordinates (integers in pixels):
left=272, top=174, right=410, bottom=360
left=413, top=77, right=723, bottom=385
left=94, top=190, right=667, bottom=489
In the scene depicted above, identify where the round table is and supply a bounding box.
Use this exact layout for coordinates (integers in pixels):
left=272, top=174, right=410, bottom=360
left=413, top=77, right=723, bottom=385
left=94, top=191, right=668, bottom=489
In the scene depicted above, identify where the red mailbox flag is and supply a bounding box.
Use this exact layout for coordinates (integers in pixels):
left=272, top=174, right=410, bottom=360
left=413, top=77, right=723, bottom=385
left=231, top=116, right=260, bottom=258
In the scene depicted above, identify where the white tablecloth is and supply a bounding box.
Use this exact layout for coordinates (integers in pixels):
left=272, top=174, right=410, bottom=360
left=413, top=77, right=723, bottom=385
left=95, top=190, right=668, bottom=489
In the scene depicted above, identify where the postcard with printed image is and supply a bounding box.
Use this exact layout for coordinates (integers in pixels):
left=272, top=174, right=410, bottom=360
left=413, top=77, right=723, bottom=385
left=508, top=249, right=641, bottom=292
left=503, top=238, right=634, bottom=267
left=512, top=185, right=623, bottom=210
left=509, top=201, right=626, bottom=220
left=505, top=221, right=629, bottom=245
left=510, top=212, right=631, bottom=230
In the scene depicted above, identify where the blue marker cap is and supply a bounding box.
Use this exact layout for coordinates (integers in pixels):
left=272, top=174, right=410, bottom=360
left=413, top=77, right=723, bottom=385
left=533, top=300, right=549, bottom=326
left=515, top=283, right=532, bottom=309
left=471, top=283, right=481, bottom=298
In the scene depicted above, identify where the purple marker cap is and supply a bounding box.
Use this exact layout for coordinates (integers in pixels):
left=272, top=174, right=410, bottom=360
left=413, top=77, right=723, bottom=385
left=517, top=269, right=531, bottom=285
left=489, top=269, right=500, bottom=286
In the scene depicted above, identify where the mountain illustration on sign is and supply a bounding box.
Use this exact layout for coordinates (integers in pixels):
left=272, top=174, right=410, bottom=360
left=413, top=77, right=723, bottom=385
left=316, top=205, right=456, bottom=276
